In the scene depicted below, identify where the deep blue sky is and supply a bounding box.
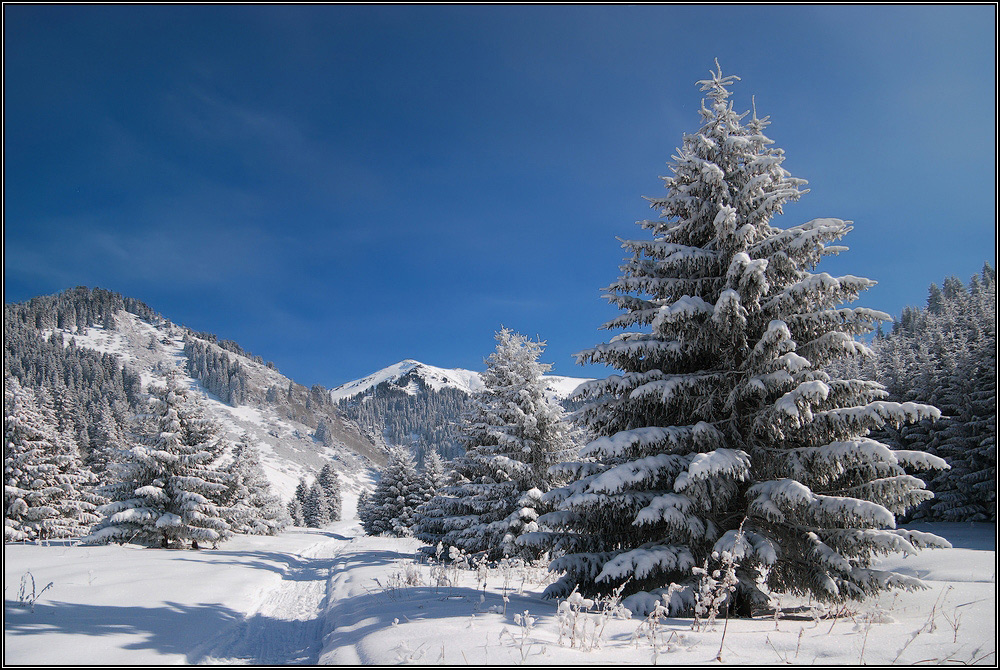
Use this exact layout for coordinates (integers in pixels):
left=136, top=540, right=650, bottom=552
left=4, top=5, right=996, bottom=387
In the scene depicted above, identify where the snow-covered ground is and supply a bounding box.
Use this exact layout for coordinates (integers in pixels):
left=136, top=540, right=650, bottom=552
left=4, top=523, right=995, bottom=665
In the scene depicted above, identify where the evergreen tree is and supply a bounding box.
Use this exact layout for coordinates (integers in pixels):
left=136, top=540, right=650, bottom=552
left=4, top=376, right=100, bottom=541
left=87, top=401, right=127, bottom=479
left=525, top=63, right=949, bottom=616
left=359, top=447, right=425, bottom=536
left=294, top=477, right=310, bottom=508
left=416, top=329, right=579, bottom=560
left=287, top=497, right=305, bottom=527
left=356, top=490, right=370, bottom=524
left=87, top=373, right=232, bottom=548
left=224, top=435, right=290, bottom=535
left=316, top=462, right=342, bottom=522
left=303, top=481, right=332, bottom=528
left=410, top=451, right=453, bottom=546
left=420, top=451, right=450, bottom=501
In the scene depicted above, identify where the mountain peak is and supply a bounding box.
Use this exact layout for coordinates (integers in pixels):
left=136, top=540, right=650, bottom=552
left=329, top=358, right=590, bottom=404
left=329, top=359, right=485, bottom=402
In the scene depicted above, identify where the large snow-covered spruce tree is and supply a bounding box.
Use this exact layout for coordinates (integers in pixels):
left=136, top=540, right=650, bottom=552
left=87, top=374, right=232, bottom=548
left=415, top=328, right=579, bottom=560
left=525, top=63, right=949, bottom=616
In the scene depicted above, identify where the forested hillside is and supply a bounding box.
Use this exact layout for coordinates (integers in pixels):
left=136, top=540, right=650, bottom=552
left=4, top=287, right=385, bottom=504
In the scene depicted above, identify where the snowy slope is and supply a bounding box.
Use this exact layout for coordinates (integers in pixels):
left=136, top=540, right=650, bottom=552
left=330, top=358, right=590, bottom=403
left=52, top=311, right=381, bottom=501
left=4, top=522, right=995, bottom=665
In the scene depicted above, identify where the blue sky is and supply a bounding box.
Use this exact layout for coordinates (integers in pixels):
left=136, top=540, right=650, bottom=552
left=4, top=5, right=996, bottom=387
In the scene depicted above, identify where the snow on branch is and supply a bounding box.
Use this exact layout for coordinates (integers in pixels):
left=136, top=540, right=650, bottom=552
left=595, top=544, right=696, bottom=582
left=582, top=422, right=725, bottom=460
left=712, top=528, right=778, bottom=565
left=673, top=448, right=751, bottom=492
left=586, top=453, right=690, bottom=495
left=892, top=450, right=950, bottom=471
left=775, top=380, right=831, bottom=420
left=748, top=479, right=896, bottom=528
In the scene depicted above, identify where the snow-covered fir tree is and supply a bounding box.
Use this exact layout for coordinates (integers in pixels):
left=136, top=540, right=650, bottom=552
left=416, top=329, right=579, bottom=560
left=87, top=373, right=232, bottom=548
left=287, top=497, right=305, bottom=527
left=410, top=451, right=453, bottom=545
left=359, top=447, right=425, bottom=537
left=223, top=435, right=290, bottom=535
left=86, top=401, right=128, bottom=479
left=356, top=490, right=369, bottom=524
left=317, top=462, right=342, bottom=523
left=293, top=477, right=309, bottom=509
left=419, top=451, right=449, bottom=502
left=522, top=63, right=950, bottom=616
left=288, top=476, right=310, bottom=526
left=303, top=481, right=332, bottom=528
left=4, top=376, right=101, bottom=542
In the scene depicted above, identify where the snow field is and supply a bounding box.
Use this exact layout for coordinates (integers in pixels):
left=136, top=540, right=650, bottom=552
left=4, top=522, right=995, bottom=665
left=4, top=528, right=343, bottom=665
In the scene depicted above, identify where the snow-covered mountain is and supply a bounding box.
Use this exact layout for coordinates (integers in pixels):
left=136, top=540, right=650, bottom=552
left=330, top=359, right=485, bottom=401
left=331, top=358, right=591, bottom=463
left=330, top=358, right=589, bottom=403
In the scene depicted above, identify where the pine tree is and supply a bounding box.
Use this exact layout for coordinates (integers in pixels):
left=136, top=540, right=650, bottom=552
left=359, top=447, right=425, bottom=536
left=294, top=477, right=309, bottom=509
left=526, top=63, right=949, bottom=616
left=420, top=451, right=450, bottom=500
left=224, top=435, right=290, bottom=535
left=410, top=451, right=453, bottom=546
left=87, top=401, right=127, bottom=479
left=303, top=481, right=331, bottom=528
left=416, top=329, right=579, bottom=560
left=4, top=376, right=100, bottom=541
left=316, top=462, right=342, bottom=522
left=287, top=497, right=305, bottom=527
left=356, top=490, right=370, bottom=524
left=87, top=373, right=232, bottom=548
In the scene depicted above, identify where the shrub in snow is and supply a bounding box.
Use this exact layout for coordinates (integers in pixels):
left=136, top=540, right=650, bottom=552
left=87, top=373, right=232, bottom=548
left=4, top=376, right=101, bottom=542
left=415, top=328, right=580, bottom=560
left=523, top=62, right=950, bottom=616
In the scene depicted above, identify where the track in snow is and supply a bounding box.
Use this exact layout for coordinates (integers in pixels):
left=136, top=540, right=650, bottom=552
left=194, top=531, right=353, bottom=665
